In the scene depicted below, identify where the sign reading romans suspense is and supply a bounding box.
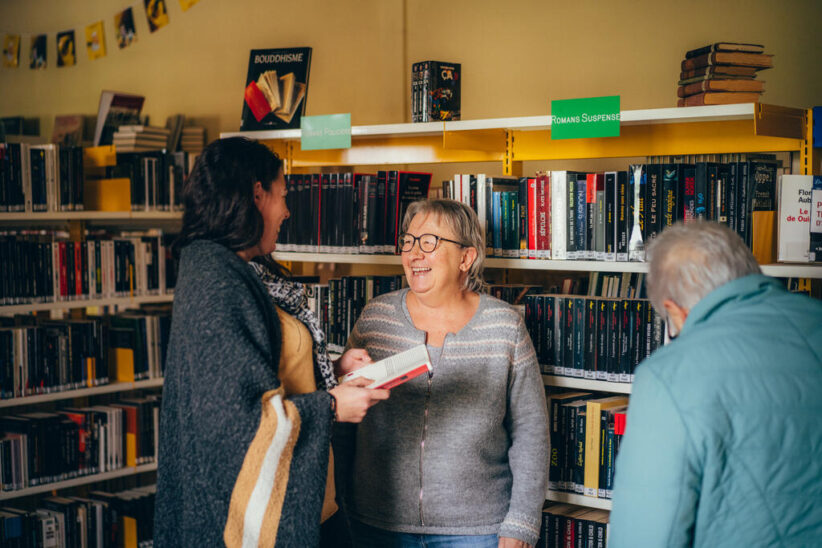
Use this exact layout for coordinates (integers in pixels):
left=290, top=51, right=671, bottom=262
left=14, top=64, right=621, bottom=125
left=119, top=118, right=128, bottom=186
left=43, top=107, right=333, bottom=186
left=241, top=47, right=312, bottom=131
left=301, top=114, right=352, bottom=151
left=550, top=96, right=621, bottom=140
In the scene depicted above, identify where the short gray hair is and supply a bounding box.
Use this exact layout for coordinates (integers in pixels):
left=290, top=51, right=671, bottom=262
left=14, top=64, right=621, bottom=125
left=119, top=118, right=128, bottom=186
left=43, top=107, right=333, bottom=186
left=647, top=221, right=761, bottom=313
left=401, top=199, right=485, bottom=293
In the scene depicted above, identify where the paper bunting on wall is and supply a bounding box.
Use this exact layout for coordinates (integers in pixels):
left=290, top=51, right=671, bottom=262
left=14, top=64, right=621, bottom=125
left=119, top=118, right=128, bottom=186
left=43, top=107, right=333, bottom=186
left=85, top=21, right=107, bottom=60
left=2, top=34, right=20, bottom=68
left=114, top=8, right=137, bottom=49
left=56, top=30, right=76, bottom=67
left=144, top=0, right=170, bottom=33
left=179, top=0, right=201, bottom=12
left=30, top=34, right=47, bottom=69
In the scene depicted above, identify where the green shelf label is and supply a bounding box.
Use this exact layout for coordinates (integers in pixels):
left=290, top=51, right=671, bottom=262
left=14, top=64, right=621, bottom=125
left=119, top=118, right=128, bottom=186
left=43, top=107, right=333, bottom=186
left=300, top=113, right=351, bottom=150
left=550, top=96, right=621, bottom=140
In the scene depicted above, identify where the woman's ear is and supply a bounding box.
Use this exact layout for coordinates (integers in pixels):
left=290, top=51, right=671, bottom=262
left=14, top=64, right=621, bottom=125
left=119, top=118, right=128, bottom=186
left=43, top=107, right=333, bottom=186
left=460, top=246, right=478, bottom=272
left=252, top=181, right=264, bottom=208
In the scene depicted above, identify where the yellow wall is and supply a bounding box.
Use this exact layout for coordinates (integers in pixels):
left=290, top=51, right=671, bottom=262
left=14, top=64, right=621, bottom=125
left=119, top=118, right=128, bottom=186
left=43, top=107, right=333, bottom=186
left=1, top=0, right=821, bottom=144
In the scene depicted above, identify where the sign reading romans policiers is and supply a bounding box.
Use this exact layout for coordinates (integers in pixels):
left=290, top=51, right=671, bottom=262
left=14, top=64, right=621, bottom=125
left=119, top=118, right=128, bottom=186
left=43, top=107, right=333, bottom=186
left=241, top=47, right=313, bottom=131
left=550, top=96, right=621, bottom=140
left=301, top=114, right=352, bottom=151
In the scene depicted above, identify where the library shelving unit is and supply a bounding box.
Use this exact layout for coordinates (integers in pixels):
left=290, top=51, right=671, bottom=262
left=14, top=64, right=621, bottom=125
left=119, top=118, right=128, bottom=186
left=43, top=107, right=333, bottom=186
left=0, top=211, right=174, bottom=500
left=224, top=102, right=822, bottom=511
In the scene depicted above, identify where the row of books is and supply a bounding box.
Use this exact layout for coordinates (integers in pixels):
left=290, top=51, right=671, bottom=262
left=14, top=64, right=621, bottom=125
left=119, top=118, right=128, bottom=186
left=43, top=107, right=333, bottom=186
left=0, top=485, right=156, bottom=547
left=538, top=503, right=609, bottom=548
left=278, top=171, right=432, bottom=254
left=446, top=155, right=780, bottom=261
left=109, top=150, right=190, bottom=212
left=411, top=61, right=461, bottom=122
left=0, top=309, right=169, bottom=400
left=525, top=296, right=664, bottom=382
left=112, top=125, right=170, bottom=153
left=303, top=275, right=405, bottom=353
left=549, top=392, right=628, bottom=500
left=1, top=396, right=160, bottom=491
left=0, top=231, right=175, bottom=306
left=0, top=143, right=85, bottom=212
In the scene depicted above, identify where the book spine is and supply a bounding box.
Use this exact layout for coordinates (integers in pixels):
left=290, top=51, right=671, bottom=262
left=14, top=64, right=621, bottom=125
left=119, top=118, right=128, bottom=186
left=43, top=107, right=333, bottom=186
left=683, top=164, right=696, bottom=223
left=537, top=173, right=551, bottom=259
left=566, top=174, right=577, bottom=259
left=616, top=171, right=628, bottom=261
left=575, top=175, right=587, bottom=259
left=584, top=298, right=597, bottom=380
left=810, top=176, right=822, bottom=261
left=551, top=172, right=567, bottom=260
left=586, top=173, right=597, bottom=259
left=527, top=177, right=538, bottom=259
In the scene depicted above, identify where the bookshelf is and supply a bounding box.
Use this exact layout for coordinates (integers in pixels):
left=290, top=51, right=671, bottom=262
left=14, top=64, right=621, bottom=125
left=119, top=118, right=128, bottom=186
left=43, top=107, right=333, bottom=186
left=270, top=251, right=822, bottom=279
left=0, top=463, right=158, bottom=501
left=0, top=199, right=174, bottom=516
left=228, top=102, right=821, bottom=518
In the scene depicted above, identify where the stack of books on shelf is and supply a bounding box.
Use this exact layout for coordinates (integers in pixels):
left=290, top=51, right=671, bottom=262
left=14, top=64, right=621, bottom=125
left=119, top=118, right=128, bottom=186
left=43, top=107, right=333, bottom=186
left=0, top=396, right=160, bottom=489
left=181, top=126, right=206, bottom=154
left=0, top=484, right=157, bottom=546
left=548, top=392, right=628, bottom=501
left=448, top=156, right=783, bottom=263
left=0, top=230, right=177, bottom=306
left=525, top=294, right=663, bottom=382
left=112, top=125, right=170, bottom=153
left=278, top=171, right=431, bottom=254
left=0, top=306, right=171, bottom=399
left=0, top=143, right=85, bottom=212
left=411, top=61, right=461, bottom=122
left=539, top=503, right=610, bottom=548
left=677, top=42, right=772, bottom=106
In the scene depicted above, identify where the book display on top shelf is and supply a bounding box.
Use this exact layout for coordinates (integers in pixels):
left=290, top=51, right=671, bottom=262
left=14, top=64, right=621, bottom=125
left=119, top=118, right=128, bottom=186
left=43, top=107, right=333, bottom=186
left=93, top=91, right=145, bottom=147
left=678, top=43, right=771, bottom=107
left=241, top=47, right=312, bottom=131
left=412, top=61, right=461, bottom=122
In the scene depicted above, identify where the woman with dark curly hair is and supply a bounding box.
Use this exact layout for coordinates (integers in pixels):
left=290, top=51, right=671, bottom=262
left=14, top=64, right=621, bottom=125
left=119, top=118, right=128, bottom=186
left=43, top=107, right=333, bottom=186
left=154, top=137, right=388, bottom=547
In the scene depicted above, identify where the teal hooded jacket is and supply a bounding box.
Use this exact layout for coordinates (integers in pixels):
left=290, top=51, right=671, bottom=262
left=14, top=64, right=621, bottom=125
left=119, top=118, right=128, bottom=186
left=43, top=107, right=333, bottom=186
left=609, top=274, right=822, bottom=547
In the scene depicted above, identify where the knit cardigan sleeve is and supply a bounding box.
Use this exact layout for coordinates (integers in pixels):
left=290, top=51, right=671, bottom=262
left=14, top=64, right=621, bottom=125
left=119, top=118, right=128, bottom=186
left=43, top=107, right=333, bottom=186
left=154, top=241, right=333, bottom=548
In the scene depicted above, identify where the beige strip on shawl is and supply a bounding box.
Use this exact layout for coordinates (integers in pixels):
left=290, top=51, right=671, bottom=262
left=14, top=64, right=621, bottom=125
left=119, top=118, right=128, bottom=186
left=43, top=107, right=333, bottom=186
left=224, top=387, right=302, bottom=548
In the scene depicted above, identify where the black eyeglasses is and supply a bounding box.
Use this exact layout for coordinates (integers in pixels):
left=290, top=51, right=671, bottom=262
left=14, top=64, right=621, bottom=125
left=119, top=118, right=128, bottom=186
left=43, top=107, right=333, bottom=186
left=398, top=233, right=468, bottom=253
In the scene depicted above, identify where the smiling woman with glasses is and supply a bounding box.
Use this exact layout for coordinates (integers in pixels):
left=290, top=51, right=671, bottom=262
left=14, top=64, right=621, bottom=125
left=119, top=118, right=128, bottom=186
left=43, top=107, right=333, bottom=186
left=339, top=198, right=549, bottom=548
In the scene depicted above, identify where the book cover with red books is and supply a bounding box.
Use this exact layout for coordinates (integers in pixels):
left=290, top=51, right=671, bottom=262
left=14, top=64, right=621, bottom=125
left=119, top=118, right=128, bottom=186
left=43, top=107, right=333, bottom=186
left=240, top=47, right=312, bottom=130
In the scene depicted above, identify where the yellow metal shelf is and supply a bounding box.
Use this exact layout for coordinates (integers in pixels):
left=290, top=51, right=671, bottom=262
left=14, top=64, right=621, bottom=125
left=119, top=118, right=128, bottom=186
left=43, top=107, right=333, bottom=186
left=221, top=103, right=807, bottom=169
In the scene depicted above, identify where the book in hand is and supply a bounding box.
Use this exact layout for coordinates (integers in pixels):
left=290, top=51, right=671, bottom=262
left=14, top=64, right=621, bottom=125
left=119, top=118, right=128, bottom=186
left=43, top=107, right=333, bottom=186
left=338, top=344, right=432, bottom=389
left=241, top=47, right=312, bottom=130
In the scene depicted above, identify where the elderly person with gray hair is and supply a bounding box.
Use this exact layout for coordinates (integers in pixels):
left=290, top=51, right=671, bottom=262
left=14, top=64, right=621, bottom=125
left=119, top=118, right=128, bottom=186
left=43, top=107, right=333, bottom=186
left=342, top=199, right=549, bottom=548
left=609, top=221, right=822, bottom=548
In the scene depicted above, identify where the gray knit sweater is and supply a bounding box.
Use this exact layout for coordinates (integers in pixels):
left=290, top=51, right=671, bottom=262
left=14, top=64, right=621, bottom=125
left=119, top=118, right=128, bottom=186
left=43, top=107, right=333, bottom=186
left=345, top=289, right=549, bottom=546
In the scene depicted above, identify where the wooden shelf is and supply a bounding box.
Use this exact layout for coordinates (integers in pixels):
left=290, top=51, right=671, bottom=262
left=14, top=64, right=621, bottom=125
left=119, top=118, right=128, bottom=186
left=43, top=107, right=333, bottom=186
left=0, top=463, right=158, bottom=501
left=0, top=294, right=174, bottom=315
left=546, top=490, right=612, bottom=511
left=0, top=378, right=163, bottom=409
left=0, top=211, right=182, bottom=222
left=543, top=375, right=632, bottom=394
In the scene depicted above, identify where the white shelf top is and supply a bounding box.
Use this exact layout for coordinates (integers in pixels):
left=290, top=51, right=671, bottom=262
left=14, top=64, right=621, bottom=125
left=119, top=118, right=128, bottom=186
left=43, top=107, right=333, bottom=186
left=543, top=375, right=632, bottom=394
left=0, top=294, right=174, bottom=315
left=0, top=463, right=158, bottom=500
left=0, top=378, right=163, bottom=409
left=546, top=490, right=613, bottom=511
left=0, top=211, right=183, bottom=222
left=269, top=252, right=822, bottom=278
left=221, top=104, right=760, bottom=141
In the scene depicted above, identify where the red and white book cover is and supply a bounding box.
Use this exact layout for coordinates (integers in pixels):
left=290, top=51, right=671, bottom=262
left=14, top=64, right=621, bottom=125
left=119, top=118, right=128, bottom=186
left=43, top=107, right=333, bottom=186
left=339, top=344, right=432, bottom=389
